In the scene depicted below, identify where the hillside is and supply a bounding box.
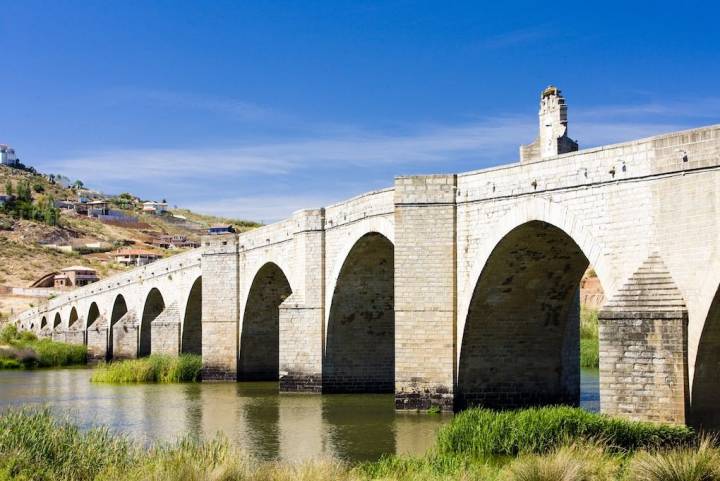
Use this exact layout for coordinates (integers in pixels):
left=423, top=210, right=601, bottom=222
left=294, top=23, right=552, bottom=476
left=0, top=164, right=260, bottom=319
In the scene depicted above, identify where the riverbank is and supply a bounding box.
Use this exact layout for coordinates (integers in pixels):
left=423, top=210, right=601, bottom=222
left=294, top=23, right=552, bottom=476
left=0, top=325, right=86, bottom=368
left=0, top=406, right=701, bottom=481
left=581, top=306, right=599, bottom=368
left=91, top=354, right=202, bottom=383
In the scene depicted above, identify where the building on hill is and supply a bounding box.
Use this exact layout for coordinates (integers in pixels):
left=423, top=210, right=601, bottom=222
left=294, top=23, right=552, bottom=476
left=151, top=234, right=200, bottom=249
left=86, top=200, right=110, bottom=217
left=114, top=248, right=162, bottom=267
left=52, top=266, right=99, bottom=289
left=0, top=144, right=19, bottom=166
left=143, top=201, right=168, bottom=215
left=208, top=224, right=235, bottom=235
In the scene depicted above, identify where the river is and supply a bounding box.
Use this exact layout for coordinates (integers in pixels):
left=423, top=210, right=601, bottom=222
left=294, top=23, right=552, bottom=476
left=0, top=368, right=600, bottom=462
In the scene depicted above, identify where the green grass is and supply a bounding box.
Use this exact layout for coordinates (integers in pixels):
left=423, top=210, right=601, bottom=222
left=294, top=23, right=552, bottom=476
left=435, top=406, right=694, bottom=458
left=0, top=325, right=87, bottom=369
left=0, top=407, right=709, bottom=481
left=91, top=354, right=202, bottom=383
left=580, top=306, right=600, bottom=368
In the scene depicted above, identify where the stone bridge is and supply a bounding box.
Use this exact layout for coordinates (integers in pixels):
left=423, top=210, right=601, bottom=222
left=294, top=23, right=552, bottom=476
left=13, top=88, right=720, bottom=428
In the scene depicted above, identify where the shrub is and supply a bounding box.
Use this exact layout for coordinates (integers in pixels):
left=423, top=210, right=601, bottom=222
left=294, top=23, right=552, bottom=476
left=0, top=324, right=18, bottom=343
left=436, top=406, right=694, bottom=457
left=627, top=438, right=720, bottom=481
left=31, top=338, right=87, bottom=367
left=502, top=445, right=620, bottom=481
left=92, top=354, right=202, bottom=383
left=580, top=338, right=599, bottom=369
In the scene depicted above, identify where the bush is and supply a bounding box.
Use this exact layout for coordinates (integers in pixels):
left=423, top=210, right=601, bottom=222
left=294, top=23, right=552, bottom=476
left=436, top=406, right=695, bottom=457
left=580, top=338, right=599, bottom=368
left=0, top=324, right=18, bottom=343
left=580, top=307, right=599, bottom=369
left=31, top=338, right=87, bottom=367
left=627, top=438, right=720, bottom=481
left=91, top=354, right=202, bottom=383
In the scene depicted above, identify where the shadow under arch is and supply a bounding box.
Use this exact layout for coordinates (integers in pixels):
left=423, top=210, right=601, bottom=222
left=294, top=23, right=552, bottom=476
left=108, top=294, right=128, bottom=359
left=53, top=312, right=61, bottom=330
left=690, top=283, right=720, bottom=430
left=140, top=288, right=166, bottom=357
left=68, top=307, right=79, bottom=329
left=240, top=263, right=291, bottom=381
left=323, top=232, right=394, bottom=393
left=458, top=220, right=599, bottom=410
left=182, top=277, right=202, bottom=355
left=40, top=316, right=47, bottom=330
left=86, top=302, right=100, bottom=329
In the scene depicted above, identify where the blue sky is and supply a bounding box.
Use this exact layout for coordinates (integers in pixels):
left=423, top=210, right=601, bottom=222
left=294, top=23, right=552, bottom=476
left=1, top=1, right=719, bottom=222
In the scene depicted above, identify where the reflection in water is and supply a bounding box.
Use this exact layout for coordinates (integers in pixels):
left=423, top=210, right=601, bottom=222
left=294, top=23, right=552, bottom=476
left=0, top=368, right=600, bottom=462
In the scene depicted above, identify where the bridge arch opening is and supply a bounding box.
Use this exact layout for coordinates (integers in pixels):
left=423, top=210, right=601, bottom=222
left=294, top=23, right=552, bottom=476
left=140, top=288, right=165, bottom=357
left=690, top=285, right=720, bottom=430
left=86, top=302, right=100, bottom=329
left=458, top=220, right=598, bottom=410
left=182, top=277, right=202, bottom=355
left=324, top=232, right=394, bottom=393
left=53, top=313, right=61, bottom=330
left=68, top=307, right=79, bottom=329
left=108, top=295, right=128, bottom=359
left=240, top=263, right=291, bottom=380
left=40, top=317, right=47, bottom=330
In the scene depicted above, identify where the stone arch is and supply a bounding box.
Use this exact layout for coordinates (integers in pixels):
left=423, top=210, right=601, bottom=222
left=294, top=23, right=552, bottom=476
left=240, top=263, right=292, bottom=380
left=68, top=307, right=79, bottom=329
left=323, top=232, right=394, bottom=393
left=53, top=312, right=62, bottom=330
left=140, top=288, right=165, bottom=357
left=86, top=302, right=100, bottom=329
left=40, top=316, right=47, bottom=330
left=108, top=294, right=128, bottom=358
left=181, top=276, right=202, bottom=355
left=458, top=220, right=597, bottom=409
left=324, top=217, right=395, bottom=331
left=459, top=198, right=612, bottom=338
left=689, top=282, right=720, bottom=430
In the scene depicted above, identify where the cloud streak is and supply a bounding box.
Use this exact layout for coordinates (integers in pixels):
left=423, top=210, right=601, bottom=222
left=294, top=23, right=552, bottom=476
left=39, top=96, right=720, bottom=221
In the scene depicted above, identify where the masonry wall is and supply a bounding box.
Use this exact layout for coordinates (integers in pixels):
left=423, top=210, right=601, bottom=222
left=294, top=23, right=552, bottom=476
left=394, top=175, right=457, bottom=411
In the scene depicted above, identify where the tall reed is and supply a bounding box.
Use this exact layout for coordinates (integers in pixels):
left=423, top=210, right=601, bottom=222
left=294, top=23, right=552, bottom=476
left=91, top=354, right=202, bottom=383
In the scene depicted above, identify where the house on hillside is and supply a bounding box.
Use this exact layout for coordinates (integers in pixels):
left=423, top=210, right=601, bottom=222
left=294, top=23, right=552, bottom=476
left=152, top=234, right=200, bottom=249
left=86, top=200, right=110, bottom=217
left=142, top=201, right=168, bottom=215
left=52, top=266, right=99, bottom=289
left=0, top=144, right=20, bottom=166
left=114, top=248, right=162, bottom=267
left=208, top=224, right=235, bottom=235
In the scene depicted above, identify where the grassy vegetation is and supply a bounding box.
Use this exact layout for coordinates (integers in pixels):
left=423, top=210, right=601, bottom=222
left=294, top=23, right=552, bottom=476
left=581, top=306, right=600, bottom=368
left=0, top=407, right=712, bottom=481
left=0, top=325, right=86, bottom=368
left=435, top=406, right=694, bottom=458
left=91, top=354, right=202, bottom=383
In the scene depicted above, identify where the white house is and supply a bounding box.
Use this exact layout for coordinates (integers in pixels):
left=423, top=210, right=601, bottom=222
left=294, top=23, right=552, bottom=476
left=142, top=201, right=168, bottom=215
left=0, top=144, right=19, bottom=166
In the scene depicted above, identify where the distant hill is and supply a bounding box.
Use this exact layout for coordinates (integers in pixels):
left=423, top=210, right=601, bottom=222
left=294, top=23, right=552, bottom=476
left=0, top=164, right=260, bottom=319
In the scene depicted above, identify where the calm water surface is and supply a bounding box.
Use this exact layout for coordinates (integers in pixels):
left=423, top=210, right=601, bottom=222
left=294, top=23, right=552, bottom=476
left=0, top=368, right=600, bottom=462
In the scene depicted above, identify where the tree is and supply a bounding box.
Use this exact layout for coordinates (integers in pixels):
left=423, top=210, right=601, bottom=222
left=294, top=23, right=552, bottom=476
left=32, top=183, right=44, bottom=193
left=73, top=180, right=84, bottom=189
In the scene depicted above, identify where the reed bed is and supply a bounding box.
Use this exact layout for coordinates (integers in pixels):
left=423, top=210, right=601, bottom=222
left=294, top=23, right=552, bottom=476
left=0, top=325, right=86, bottom=368
left=0, top=407, right=714, bottom=481
left=91, top=354, right=202, bottom=383
left=580, top=306, right=600, bottom=368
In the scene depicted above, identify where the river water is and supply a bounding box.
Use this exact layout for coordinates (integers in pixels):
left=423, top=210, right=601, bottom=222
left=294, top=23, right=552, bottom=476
left=0, top=368, right=600, bottom=462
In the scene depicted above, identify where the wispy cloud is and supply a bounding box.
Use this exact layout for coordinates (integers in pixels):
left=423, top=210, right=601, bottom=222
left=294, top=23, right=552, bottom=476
left=99, top=87, right=281, bottom=122
left=39, top=96, right=720, bottom=222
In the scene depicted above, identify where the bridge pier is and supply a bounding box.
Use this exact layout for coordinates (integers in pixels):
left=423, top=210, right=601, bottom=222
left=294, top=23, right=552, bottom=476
left=87, top=324, right=108, bottom=361
left=599, top=254, right=689, bottom=424
left=201, top=234, right=240, bottom=380
left=279, top=209, right=324, bottom=392
left=393, top=175, right=457, bottom=412
left=112, top=311, right=139, bottom=360
left=150, top=303, right=181, bottom=356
